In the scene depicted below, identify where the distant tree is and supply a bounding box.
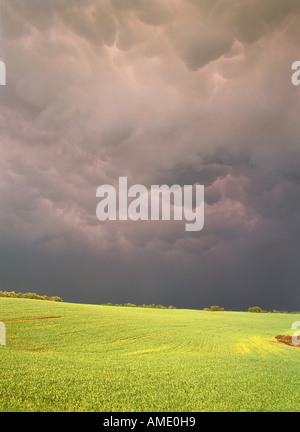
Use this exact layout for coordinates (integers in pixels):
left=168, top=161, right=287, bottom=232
left=0, top=291, right=62, bottom=302
left=103, top=302, right=177, bottom=310
left=210, top=306, right=221, bottom=311
left=248, top=306, right=262, bottom=313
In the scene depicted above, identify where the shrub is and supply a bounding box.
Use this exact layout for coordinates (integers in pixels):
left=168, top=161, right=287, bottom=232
left=0, top=291, right=62, bottom=302
left=210, top=306, right=221, bottom=311
left=248, top=306, right=262, bottom=313
left=105, top=302, right=176, bottom=310
left=50, top=296, right=62, bottom=302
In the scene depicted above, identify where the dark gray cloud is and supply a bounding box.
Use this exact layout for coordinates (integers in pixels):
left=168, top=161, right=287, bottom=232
left=1, top=0, right=300, bottom=310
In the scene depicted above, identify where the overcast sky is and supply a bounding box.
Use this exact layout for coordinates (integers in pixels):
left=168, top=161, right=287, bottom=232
left=1, top=0, right=300, bottom=310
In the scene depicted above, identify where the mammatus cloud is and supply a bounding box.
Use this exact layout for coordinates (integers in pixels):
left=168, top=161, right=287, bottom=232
left=1, top=0, right=300, bottom=309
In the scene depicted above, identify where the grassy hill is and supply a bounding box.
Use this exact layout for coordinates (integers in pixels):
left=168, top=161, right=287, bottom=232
left=0, top=297, right=299, bottom=412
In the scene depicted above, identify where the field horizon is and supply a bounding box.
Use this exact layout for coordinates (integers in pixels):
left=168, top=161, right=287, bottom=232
left=0, top=297, right=300, bottom=412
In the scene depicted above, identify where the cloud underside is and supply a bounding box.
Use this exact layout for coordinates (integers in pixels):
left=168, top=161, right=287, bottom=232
left=1, top=0, right=300, bottom=309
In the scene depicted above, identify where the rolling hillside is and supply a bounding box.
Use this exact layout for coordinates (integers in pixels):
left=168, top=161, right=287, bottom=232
left=0, top=298, right=299, bottom=412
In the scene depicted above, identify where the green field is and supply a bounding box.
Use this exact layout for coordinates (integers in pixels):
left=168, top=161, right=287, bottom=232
left=0, top=298, right=299, bottom=412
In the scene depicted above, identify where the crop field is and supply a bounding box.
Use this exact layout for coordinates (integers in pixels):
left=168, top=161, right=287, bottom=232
left=0, top=297, right=299, bottom=412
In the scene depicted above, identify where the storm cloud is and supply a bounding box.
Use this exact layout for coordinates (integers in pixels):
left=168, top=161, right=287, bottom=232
left=1, top=0, right=300, bottom=310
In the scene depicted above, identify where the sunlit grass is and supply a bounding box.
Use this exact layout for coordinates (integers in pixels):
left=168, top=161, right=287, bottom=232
left=0, top=298, right=299, bottom=412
